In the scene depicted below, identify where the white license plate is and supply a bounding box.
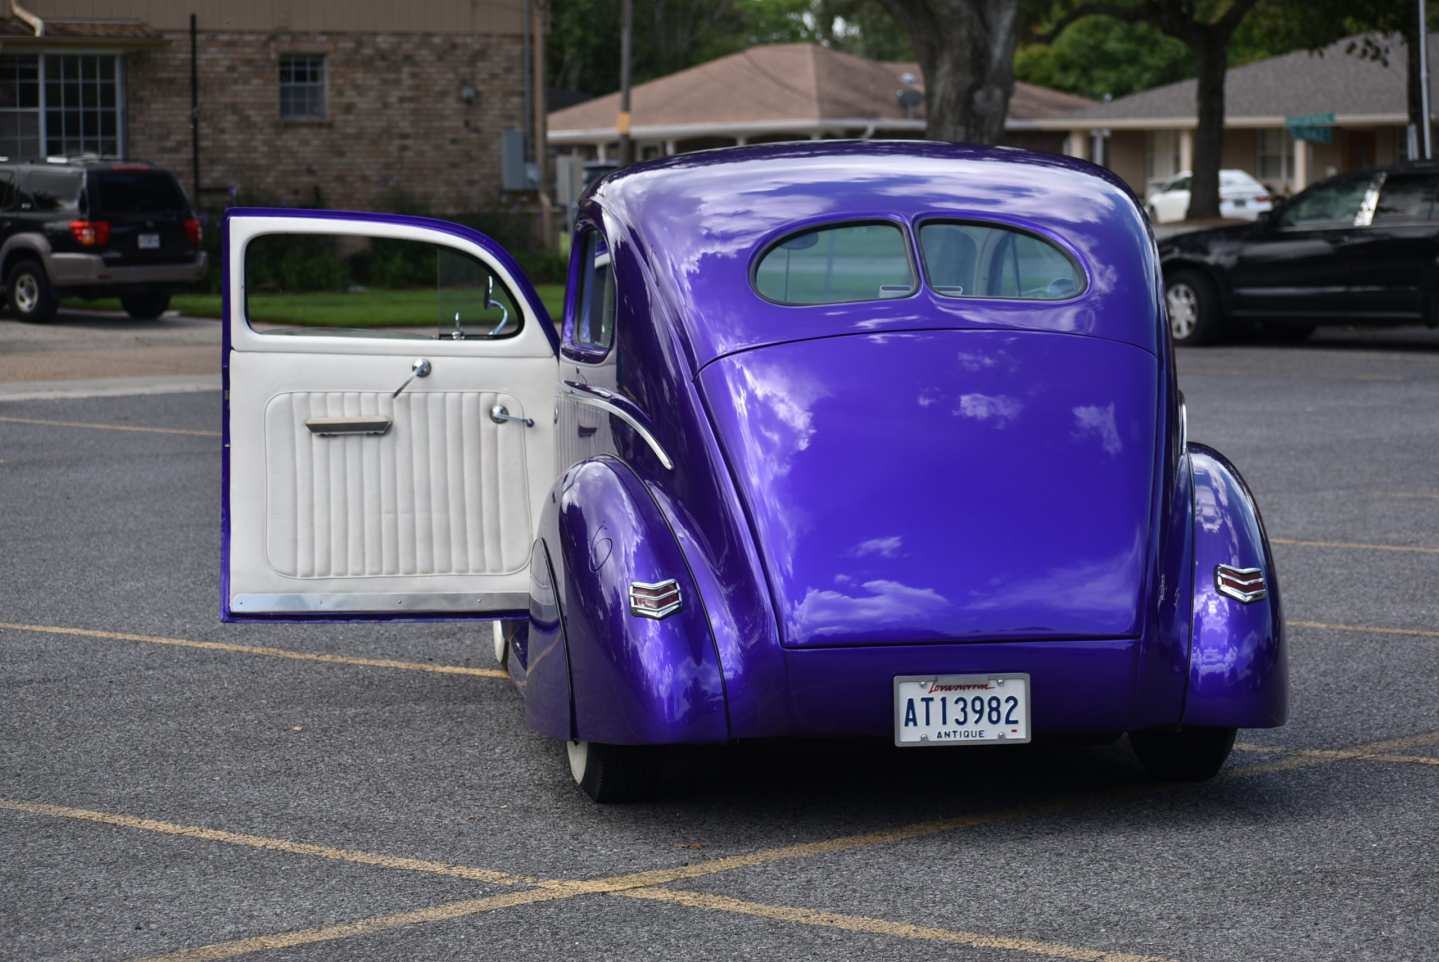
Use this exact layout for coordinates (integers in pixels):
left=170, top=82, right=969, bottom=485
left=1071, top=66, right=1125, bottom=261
left=138, top=233, right=161, bottom=249
left=893, top=674, right=1030, bottom=747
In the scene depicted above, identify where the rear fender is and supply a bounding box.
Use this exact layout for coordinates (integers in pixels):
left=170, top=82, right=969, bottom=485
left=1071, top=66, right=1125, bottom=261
left=1183, top=444, right=1288, bottom=728
left=541, top=457, right=728, bottom=745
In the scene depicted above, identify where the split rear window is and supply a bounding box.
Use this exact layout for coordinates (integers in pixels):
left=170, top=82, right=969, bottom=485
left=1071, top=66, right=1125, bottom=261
left=752, top=220, right=1084, bottom=306
left=753, top=223, right=915, bottom=305
left=919, top=222, right=1084, bottom=300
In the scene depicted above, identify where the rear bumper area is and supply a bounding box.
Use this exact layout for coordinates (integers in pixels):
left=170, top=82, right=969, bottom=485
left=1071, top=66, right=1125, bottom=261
left=767, top=639, right=1151, bottom=739
left=47, top=251, right=207, bottom=290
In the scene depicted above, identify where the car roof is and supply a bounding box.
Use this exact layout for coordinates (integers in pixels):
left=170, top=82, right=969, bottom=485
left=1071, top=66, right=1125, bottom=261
left=587, top=140, right=1161, bottom=365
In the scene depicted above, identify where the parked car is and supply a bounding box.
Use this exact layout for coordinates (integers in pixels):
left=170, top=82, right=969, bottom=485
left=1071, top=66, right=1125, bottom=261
left=1160, top=162, right=1439, bottom=344
left=219, top=143, right=1287, bottom=801
left=0, top=158, right=206, bottom=322
left=1146, top=169, right=1273, bottom=223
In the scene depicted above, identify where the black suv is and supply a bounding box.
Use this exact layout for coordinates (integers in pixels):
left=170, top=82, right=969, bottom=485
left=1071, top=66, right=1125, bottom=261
left=0, top=158, right=206, bottom=321
left=1159, top=162, right=1439, bottom=344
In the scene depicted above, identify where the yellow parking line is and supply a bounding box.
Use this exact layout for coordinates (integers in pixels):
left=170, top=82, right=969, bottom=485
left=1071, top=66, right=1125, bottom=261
left=1235, top=742, right=1439, bottom=768
left=0, top=414, right=218, bottom=438
left=620, top=887, right=1174, bottom=962
left=0, top=799, right=537, bottom=887
left=1271, top=537, right=1439, bottom=555
left=13, top=727, right=1425, bottom=962
left=1230, top=731, right=1439, bottom=776
left=0, top=622, right=507, bottom=679
left=129, top=888, right=573, bottom=962
left=1288, top=620, right=1439, bottom=641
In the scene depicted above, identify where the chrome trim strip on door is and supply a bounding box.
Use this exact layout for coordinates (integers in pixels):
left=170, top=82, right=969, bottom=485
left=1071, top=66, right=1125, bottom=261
left=561, top=380, right=674, bottom=470
left=304, top=417, right=393, bottom=437
left=230, top=592, right=528, bottom=613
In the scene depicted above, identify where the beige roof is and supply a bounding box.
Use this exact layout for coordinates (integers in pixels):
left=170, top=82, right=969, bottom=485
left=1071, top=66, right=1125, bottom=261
left=549, top=43, right=1094, bottom=141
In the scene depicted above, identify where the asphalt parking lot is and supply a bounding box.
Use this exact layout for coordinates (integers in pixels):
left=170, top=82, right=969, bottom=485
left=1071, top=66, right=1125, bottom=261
left=2, top=313, right=1437, bottom=961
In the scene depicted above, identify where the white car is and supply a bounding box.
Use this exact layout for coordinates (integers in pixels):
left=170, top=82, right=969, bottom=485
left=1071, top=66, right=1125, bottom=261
left=1145, top=169, right=1273, bottom=223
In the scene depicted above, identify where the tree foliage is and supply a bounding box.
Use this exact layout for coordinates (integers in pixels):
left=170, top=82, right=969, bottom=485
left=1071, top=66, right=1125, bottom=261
left=1015, top=15, right=1189, bottom=100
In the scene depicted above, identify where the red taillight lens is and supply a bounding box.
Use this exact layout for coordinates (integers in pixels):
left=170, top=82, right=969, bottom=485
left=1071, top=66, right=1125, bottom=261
left=69, top=219, right=111, bottom=246
left=1255, top=195, right=1270, bottom=204
left=183, top=216, right=202, bottom=246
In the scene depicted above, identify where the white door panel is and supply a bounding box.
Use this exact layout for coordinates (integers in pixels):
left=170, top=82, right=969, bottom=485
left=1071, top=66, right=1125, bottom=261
left=224, top=212, right=557, bottom=618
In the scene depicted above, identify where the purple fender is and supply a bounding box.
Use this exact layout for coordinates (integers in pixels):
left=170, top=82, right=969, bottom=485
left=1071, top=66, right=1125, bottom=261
left=1183, top=444, right=1287, bottom=728
left=533, top=457, right=729, bottom=745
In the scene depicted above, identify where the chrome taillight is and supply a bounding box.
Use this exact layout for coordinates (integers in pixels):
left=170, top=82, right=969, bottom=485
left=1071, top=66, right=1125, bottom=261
left=1215, top=564, right=1267, bottom=603
left=629, top=579, right=682, bottom=619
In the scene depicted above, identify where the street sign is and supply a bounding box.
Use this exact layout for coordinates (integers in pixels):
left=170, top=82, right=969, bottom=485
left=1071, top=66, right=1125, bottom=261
left=1285, top=112, right=1336, bottom=144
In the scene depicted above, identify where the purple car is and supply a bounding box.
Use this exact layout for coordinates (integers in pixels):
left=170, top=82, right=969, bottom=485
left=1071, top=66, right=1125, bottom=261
left=220, top=142, right=1286, bottom=801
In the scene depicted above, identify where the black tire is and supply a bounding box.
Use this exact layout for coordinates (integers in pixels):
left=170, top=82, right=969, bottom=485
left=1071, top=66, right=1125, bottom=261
left=567, top=740, right=655, bottom=803
left=121, top=291, right=171, bottom=320
left=7, top=258, right=57, bottom=322
left=1129, top=726, right=1237, bottom=781
left=1260, top=322, right=1315, bottom=344
left=1164, top=269, right=1224, bottom=346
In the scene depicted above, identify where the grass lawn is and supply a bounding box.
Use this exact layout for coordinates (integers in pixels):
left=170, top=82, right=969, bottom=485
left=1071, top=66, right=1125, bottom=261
left=82, top=284, right=567, bottom=327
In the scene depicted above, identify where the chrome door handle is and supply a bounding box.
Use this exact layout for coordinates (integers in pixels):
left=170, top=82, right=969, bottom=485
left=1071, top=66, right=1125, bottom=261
left=489, top=404, right=534, bottom=427
left=392, top=358, right=432, bottom=398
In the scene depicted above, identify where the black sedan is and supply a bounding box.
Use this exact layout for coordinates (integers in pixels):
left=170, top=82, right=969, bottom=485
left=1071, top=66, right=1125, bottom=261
left=1159, top=164, right=1439, bottom=344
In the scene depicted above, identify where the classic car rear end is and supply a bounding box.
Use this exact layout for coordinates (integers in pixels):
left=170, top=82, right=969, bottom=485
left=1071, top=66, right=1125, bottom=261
left=219, top=142, right=1286, bottom=802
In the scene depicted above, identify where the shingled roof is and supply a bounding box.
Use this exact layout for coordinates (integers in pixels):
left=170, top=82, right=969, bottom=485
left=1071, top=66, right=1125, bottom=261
left=549, top=43, right=1094, bottom=141
left=1064, top=32, right=1433, bottom=125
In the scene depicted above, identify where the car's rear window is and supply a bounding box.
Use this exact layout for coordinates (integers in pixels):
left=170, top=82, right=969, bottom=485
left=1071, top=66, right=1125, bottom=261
left=918, top=222, right=1084, bottom=301
left=753, top=222, right=915, bottom=305
left=89, top=170, right=189, bottom=216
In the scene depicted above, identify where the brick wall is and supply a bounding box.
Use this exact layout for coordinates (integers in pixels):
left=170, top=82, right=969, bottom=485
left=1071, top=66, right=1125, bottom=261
left=125, top=30, right=526, bottom=213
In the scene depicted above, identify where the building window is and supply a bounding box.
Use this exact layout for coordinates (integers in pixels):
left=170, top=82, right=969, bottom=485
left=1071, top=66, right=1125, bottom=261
left=1257, top=129, right=1289, bottom=187
left=279, top=54, right=326, bottom=120
left=0, top=53, right=122, bottom=160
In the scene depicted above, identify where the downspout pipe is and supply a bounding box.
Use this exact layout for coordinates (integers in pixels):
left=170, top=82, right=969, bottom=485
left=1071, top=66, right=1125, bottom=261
left=10, top=0, right=43, bottom=37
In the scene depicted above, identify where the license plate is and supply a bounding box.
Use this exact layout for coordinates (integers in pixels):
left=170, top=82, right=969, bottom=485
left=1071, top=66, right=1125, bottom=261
left=1232, top=199, right=1247, bottom=208
left=893, top=673, right=1030, bottom=746
left=138, top=233, right=160, bottom=249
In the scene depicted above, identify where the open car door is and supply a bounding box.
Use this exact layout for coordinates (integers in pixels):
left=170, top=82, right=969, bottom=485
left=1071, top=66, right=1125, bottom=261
left=221, top=210, right=558, bottom=621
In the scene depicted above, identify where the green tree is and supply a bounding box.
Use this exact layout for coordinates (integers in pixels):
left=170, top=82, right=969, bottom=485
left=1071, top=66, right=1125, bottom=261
left=1015, top=16, right=1189, bottom=100
left=1041, top=1, right=1264, bottom=220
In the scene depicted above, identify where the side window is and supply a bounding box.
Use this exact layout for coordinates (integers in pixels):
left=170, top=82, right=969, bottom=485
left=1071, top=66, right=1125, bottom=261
left=1372, top=174, right=1438, bottom=225
left=919, top=222, right=1084, bottom=301
left=0, top=172, right=15, bottom=210
left=570, top=229, right=616, bottom=356
left=1169, top=175, right=1191, bottom=192
left=242, top=231, right=522, bottom=340
left=753, top=222, right=915, bottom=305
left=1278, top=176, right=1373, bottom=228
left=26, top=169, right=82, bottom=212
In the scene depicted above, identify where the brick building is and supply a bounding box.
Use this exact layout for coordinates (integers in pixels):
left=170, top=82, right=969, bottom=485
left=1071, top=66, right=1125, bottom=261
left=3, top=1, right=534, bottom=212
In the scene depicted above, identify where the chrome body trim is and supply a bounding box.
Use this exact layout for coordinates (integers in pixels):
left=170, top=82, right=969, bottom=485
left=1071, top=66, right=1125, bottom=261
left=1215, top=564, right=1267, bottom=604
left=230, top=592, right=528, bottom=613
left=562, top=379, right=675, bottom=470
left=304, top=416, right=393, bottom=437
left=629, top=579, right=683, bottom=619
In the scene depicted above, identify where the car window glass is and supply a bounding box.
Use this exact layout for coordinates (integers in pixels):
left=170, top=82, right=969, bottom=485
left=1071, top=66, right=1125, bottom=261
left=0, top=172, right=15, bottom=210
left=570, top=229, right=616, bottom=355
left=243, top=231, right=522, bottom=340
left=1170, top=176, right=1191, bottom=192
left=1278, top=177, right=1371, bottom=228
left=919, top=222, right=1084, bottom=301
left=26, top=168, right=82, bottom=211
left=1373, top=174, right=1438, bottom=225
left=753, top=222, right=914, bottom=305
left=91, top=170, right=189, bottom=216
